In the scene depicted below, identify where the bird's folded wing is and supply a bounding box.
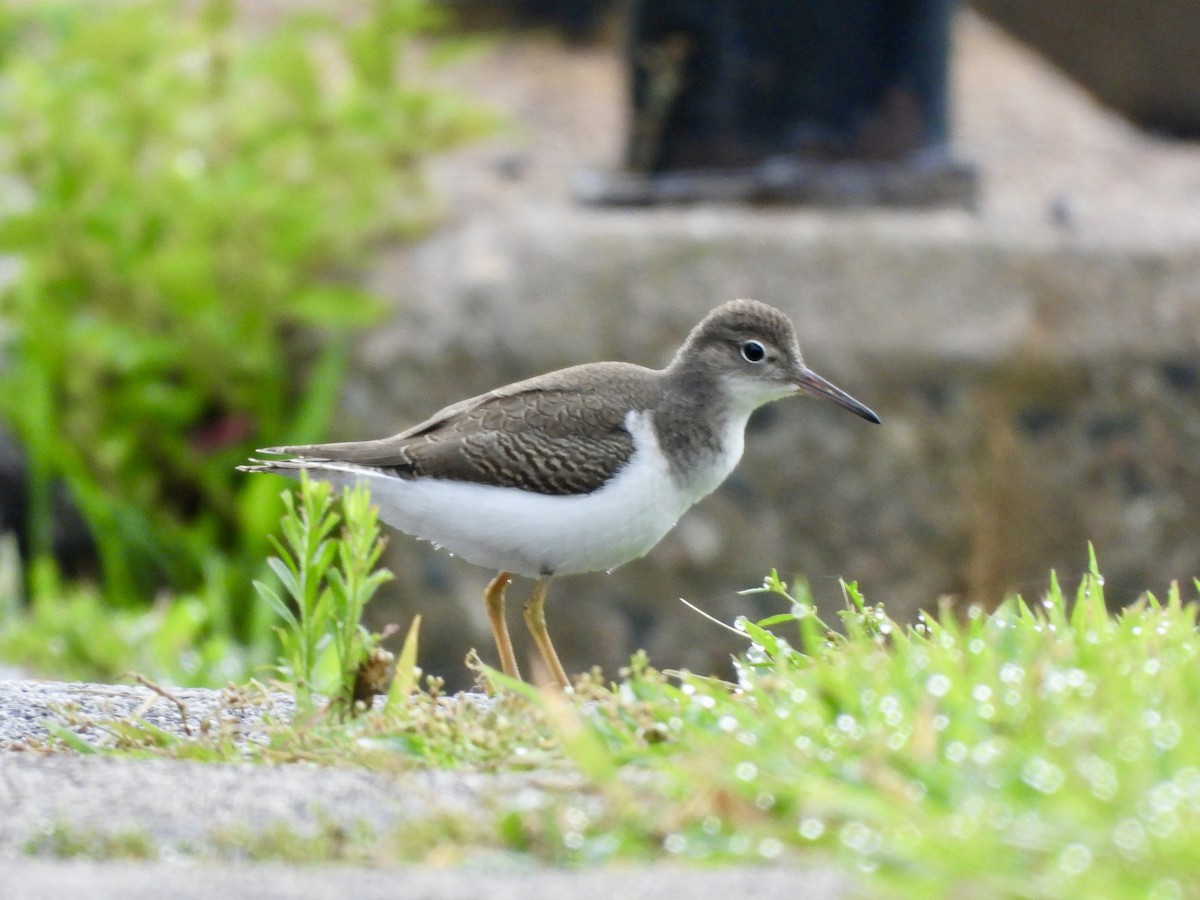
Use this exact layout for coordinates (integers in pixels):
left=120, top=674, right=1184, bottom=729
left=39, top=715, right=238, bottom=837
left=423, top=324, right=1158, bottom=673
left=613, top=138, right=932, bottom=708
left=263, top=381, right=644, bottom=496
left=397, top=423, right=635, bottom=495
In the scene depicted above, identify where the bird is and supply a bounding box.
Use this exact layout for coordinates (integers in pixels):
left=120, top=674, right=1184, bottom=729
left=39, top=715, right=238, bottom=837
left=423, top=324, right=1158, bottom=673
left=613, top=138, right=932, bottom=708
left=239, top=299, right=879, bottom=688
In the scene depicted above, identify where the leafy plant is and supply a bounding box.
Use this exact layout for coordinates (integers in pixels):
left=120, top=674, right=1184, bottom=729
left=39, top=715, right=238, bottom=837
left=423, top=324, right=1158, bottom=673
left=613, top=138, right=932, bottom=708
left=0, top=0, right=490, bottom=636
left=256, top=474, right=401, bottom=719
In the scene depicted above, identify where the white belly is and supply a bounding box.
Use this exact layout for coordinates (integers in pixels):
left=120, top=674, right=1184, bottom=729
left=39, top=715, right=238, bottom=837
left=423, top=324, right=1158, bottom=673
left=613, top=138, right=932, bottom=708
left=306, top=411, right=740, bottom=578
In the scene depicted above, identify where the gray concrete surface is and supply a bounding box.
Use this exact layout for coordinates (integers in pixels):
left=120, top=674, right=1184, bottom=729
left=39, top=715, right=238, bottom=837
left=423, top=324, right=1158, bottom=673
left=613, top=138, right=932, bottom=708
left=1, top=860, right=849, bottom=900
left=0, top=680, right=851, bottom=898
left=0, top=679, right=293, bottom=750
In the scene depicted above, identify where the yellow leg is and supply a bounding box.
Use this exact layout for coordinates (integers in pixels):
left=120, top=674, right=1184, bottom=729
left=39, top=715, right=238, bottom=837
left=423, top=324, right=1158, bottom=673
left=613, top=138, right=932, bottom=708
left=522, top=576, right=570, bottom=689
left=484, top=571, right=522, bottom=681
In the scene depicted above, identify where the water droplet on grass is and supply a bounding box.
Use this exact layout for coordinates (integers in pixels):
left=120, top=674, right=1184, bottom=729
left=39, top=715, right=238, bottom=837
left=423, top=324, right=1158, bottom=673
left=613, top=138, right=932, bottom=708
left=757, top=837, right=784, bottom=859
left=798, top=818, right=825, bottom=840
left=971, top=739, right=1002, bottom=765
left=1000, top=663, right=1024, bottom=684
left=1117, top=736, right=1143, bottom=761
left=663, top=833, right=687, bottom=854
left=562, top=805, right=590, bottom=831
left=1145, top=781, right=1181, bottom=815
left=925, top=674, right=951, bottom=697
left=1021, top=756, right=1064, bottom=794
left=839, top=821, right=880, bottom=855
left=1112, top=818, right=1147, bottom=857
left=1152, top=724, right=1180, bottom=748
left=1057, top=843, right=1093, bottom=875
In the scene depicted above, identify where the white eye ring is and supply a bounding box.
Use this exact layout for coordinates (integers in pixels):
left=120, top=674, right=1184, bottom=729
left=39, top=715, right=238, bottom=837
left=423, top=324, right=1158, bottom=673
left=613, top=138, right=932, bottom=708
left=740, top=340, right=767, bottom=363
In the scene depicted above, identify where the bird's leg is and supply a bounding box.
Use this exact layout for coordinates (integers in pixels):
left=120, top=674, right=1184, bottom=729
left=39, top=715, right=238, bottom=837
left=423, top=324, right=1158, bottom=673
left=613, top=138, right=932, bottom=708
left=522, top=576, right=570, bottom=689
left=484, top=571, right=522, bottom=681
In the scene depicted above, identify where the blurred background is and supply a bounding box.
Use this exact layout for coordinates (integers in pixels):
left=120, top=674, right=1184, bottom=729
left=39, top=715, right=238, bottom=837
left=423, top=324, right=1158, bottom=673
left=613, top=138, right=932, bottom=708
left=1, top=0, right=1198, bottom=689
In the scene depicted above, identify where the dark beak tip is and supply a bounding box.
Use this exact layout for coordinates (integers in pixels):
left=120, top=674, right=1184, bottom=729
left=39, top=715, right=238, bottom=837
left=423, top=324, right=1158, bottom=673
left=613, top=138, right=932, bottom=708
left=794, top=369, right=881, bottom=426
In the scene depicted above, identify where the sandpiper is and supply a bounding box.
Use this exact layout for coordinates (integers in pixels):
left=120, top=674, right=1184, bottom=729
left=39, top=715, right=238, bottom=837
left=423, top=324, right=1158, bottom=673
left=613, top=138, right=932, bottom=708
left=240, top=299, right=879, bottom=688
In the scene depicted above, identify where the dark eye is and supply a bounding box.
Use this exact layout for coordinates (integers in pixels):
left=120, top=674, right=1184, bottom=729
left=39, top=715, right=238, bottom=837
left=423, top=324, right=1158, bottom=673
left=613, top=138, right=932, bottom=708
left=740, top=340, right=766, bottom=363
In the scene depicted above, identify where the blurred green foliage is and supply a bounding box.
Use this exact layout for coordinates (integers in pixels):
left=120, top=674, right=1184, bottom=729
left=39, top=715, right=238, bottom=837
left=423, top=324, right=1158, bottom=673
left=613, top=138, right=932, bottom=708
left=0, top=535, right=256, bottom=685
left=0, top=0, right=490, bottom=661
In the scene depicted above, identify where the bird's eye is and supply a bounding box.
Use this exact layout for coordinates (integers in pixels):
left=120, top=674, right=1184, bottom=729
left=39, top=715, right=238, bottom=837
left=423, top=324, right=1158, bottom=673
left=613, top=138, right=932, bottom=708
left=740, top=340, right=766, bottom=363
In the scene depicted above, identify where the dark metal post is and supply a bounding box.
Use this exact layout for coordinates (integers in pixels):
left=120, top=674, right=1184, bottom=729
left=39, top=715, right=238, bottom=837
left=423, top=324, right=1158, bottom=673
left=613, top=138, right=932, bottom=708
left=577, top=0, right=975, bottom=206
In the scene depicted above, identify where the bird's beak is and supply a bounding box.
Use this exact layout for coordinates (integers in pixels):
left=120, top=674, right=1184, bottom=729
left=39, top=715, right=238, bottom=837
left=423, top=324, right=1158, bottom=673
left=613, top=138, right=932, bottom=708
left=794, top=367, right=881, bottom=424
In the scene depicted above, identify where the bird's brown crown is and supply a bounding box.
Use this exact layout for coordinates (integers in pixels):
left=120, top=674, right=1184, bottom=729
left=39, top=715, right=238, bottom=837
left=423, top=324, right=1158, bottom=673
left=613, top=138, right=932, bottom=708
left=672, top=299, right=801, bottom=366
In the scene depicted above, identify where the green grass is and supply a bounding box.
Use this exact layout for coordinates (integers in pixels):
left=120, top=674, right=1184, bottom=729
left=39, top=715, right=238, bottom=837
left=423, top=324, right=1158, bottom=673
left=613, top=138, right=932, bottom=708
left=25, top=822, right=158, bottom=861
left=587, top=563, right=1200, bottom=897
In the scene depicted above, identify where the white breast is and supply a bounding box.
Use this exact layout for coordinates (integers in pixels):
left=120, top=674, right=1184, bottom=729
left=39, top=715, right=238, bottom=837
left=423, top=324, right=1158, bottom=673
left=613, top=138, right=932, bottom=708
left=316, top=410, right=733, bottom=578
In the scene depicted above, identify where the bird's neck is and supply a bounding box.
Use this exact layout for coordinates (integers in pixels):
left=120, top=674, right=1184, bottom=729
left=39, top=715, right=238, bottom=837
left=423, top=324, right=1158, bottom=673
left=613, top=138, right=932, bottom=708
left=653, top=365, right=750, bottom=496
